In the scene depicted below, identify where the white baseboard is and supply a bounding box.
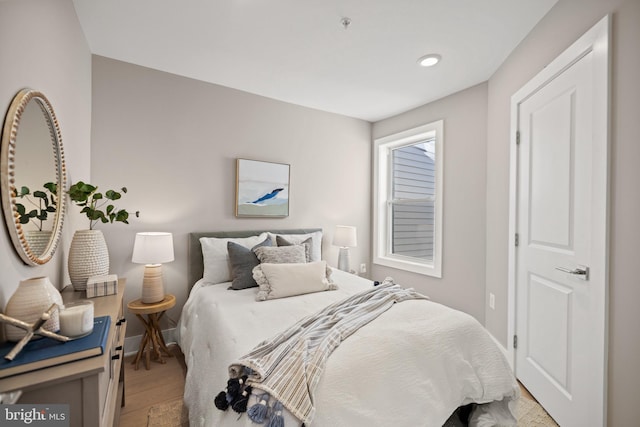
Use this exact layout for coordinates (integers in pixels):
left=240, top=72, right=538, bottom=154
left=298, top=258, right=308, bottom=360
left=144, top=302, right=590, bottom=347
left=488, top=331, right=510, bottom=364
left=124, top=327, right=177, bottom=357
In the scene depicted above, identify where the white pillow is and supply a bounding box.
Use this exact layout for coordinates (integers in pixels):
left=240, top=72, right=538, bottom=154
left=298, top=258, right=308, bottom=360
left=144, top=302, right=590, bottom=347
left=200, top=233, right=268, bottom=284
left=268, top=231, right=322, bottom=262
left=253, top=260, right=337, bottom=301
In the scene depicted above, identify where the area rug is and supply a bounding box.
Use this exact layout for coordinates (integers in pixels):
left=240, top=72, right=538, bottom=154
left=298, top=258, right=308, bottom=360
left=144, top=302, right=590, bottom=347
left=515, top=395, right=559, bottom=426
left=147, top=398, right=188, bottom=427
left=147, top=395, right=558, bottom=426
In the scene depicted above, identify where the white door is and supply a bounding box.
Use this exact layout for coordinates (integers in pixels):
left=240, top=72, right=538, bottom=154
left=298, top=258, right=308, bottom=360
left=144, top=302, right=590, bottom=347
left=510, top=16, right=609, bottom=427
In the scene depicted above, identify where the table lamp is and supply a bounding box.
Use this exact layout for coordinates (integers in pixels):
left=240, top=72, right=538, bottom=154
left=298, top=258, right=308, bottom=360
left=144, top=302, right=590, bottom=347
left=333, top=225, right=357, bottom=272
left=132, top=232, right=174, bottom=303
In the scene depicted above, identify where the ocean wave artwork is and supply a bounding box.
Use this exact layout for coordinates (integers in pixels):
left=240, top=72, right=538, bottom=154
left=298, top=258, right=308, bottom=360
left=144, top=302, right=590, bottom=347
left=236, top=159, right=290, bottom=217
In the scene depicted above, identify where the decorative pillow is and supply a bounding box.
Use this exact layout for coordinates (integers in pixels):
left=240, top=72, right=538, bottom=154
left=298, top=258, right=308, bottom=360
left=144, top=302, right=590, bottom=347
left=200, top=233, right=268, bottom=284
left=253, top=245, right=306, bottom=264
left=253, top=260, right=337, bottom=301
left=227, top=237, right=272, bottom=290
left=268, top=231, right=322, bottom=262
left=276, top=236, right=312, bottom=262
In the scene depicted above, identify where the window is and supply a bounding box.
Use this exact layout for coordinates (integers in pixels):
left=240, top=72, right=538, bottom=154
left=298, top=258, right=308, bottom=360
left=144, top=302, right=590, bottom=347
left=373, top=120, right=443, bottom=277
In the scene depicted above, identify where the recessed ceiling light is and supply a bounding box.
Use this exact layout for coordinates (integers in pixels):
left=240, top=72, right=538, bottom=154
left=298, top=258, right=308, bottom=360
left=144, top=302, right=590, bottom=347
left=417, top=54, right=441, bottom=67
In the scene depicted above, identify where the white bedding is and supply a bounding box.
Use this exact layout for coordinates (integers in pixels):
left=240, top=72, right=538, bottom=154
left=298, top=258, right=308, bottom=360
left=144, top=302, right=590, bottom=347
left=177, top=270, right=519, bottom=427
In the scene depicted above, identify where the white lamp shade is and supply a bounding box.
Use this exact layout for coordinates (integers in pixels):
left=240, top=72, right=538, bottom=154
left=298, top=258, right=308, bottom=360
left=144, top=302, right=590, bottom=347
left=132, top=232, right=174, bottom=265
left=333, top=225, right=357, bottom=248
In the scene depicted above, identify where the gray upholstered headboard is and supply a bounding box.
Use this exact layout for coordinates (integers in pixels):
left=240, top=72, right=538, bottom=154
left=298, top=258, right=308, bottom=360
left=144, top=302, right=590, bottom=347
left=188, top=228, right=322, bottom=289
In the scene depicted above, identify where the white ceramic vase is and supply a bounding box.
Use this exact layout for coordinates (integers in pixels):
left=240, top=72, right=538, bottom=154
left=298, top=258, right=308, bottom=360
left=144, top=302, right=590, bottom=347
left=68, top=229, right=110, bottom=291
left=25, top=230, right=52, bottom=257
left=5, top=276, right=63, bottom=342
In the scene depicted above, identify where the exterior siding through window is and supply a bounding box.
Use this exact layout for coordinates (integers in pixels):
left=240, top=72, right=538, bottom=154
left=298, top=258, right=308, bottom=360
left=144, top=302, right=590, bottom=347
left=391, top=141, right=435, bottom=261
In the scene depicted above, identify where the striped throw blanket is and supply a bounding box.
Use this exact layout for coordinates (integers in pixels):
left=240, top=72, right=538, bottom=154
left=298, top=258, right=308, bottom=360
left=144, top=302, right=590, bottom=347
left=227, top=279, right=428, bottom=424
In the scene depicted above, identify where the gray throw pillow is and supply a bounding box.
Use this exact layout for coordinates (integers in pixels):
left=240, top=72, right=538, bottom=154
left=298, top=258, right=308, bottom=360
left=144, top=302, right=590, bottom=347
left=276, top=235, right=312, bottom=262
left=253, top=245, right=306, bottom=264
left=227, top=237, right=272, bottom=290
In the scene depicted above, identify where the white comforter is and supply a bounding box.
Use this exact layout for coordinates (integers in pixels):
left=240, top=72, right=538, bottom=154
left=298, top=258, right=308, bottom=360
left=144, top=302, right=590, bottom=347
left=177, top=270, right=519, bottom=427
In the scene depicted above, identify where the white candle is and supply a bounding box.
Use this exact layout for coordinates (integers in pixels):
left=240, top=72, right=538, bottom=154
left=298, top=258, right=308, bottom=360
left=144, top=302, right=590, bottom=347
left=59, top=301, right=94, bottom=338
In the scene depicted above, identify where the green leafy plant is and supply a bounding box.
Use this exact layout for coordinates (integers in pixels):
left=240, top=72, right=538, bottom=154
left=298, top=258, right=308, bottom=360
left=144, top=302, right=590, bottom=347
left=68, top=181, right=140, bottom=230
left=13, top=182, right=57, bottom=231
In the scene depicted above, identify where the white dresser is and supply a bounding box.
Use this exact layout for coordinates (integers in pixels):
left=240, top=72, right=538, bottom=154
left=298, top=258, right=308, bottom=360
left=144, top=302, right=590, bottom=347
left=0, top=279, right=127, bottom=427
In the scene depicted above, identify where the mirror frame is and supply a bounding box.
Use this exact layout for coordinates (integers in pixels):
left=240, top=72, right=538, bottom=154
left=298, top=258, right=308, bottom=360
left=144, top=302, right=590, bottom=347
left=1, top=88, right=67, bottom=265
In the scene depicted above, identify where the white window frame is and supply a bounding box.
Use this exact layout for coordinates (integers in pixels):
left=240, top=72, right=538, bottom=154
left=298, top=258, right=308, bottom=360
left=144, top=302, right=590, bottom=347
left=373, top=120, right=443, bottom=277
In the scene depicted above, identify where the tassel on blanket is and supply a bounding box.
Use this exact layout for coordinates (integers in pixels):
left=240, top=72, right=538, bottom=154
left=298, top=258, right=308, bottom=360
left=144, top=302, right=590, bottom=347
left=214, top=390, right=230, bottom=411
left=231, top=385, right=253, bottom=413
left=214, top=375, right=249, bottom=411
left=248, top=393, right=270, bottom=423
left=267, top=401, right=284, bottom=427
left=228, top=375, right=248, bottom=396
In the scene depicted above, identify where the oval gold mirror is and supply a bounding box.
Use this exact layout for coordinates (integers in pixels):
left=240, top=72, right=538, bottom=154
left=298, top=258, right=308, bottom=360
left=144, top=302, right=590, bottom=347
left=1, top=89, right=67, bottom=265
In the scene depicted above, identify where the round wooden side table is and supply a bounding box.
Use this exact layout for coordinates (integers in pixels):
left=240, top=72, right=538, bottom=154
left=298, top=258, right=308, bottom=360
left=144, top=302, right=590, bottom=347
left=127, top=294, right=176, bottom=370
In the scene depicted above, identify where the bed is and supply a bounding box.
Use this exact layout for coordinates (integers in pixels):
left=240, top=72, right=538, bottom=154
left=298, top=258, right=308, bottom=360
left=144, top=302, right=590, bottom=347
left=177, top=229, right=519, bottom=427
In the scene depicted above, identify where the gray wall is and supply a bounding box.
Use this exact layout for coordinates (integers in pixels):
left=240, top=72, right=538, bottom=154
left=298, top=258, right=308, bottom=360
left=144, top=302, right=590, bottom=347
left=90, top=56, right=372, bottom=336
left=372, top=83, right=488, bottom=323
left=0, top=0, right=91, bottom=311
left=484, top=0, right=640, bottom=425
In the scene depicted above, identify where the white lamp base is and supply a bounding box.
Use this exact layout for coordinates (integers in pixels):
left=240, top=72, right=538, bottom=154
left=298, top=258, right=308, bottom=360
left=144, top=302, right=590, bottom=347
left=141, top=264, right=165, bottom=303
left=337, top=247, right=350, bottom=272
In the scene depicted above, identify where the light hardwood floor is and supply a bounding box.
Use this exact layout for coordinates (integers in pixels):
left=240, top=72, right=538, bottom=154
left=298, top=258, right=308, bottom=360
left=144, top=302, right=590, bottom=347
left=118, top=344, right=186, bottom=427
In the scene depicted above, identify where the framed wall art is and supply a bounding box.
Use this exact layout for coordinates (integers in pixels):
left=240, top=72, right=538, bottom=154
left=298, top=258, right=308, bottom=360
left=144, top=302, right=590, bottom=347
left=235, top=158, right=290, bottom=217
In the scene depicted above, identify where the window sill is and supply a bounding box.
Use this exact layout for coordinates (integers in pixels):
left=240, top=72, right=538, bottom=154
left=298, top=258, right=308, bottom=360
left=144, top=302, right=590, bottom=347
left=373, top=256, right=441, bottom=278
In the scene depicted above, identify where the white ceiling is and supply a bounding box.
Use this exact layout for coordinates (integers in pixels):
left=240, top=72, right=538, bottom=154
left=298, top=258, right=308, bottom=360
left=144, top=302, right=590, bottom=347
left=72, top=0, right=557, bottom=122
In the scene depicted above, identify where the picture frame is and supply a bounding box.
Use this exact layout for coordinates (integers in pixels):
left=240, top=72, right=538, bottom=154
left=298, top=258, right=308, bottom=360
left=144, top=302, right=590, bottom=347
left=235, top=158, right=290, bottom=217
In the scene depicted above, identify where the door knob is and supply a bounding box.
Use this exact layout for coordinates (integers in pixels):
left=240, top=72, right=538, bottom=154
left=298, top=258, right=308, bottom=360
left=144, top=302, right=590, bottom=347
left=555, top=265, right=589, bottom=280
